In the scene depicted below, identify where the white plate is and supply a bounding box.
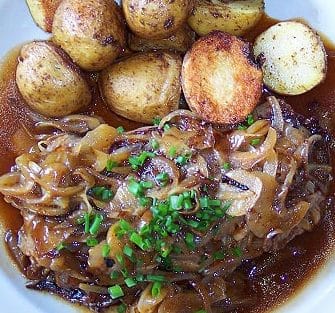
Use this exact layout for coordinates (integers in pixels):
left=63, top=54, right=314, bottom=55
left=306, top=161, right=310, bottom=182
left=0, top=1, right=335, bottom=312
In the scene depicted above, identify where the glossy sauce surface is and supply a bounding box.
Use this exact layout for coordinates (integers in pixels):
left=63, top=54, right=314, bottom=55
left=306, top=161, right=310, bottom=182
left=0, top=15, right=335, bottom=313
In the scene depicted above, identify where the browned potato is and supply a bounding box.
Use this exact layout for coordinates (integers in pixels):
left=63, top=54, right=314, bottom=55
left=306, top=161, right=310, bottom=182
left=99, top=52, right=182, bottom=124
left=16, top=41, right=91, bottom=117
left=52, top=0, right=126, bottom=71
left=129, top=25, right=195, bottom=53
left=188, top=0, right=264, bottom=36
left=181, top=31, right=263, bottom=124
left=26, top=0, right=62, bottom=32
left=122, top=0, right=194, bottom=39
left=253, top=21, right=327, bottom=95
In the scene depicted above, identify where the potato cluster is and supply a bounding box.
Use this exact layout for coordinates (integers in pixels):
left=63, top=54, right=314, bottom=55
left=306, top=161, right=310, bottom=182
left=19, top=0, right=326, bottom=123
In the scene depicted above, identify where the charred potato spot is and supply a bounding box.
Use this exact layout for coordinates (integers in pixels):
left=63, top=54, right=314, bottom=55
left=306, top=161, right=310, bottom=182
left=253, top=21, right=327, bottom=95
left=181, top=31, right=263, bottom=124
left=129, top=25, right=195, bottom=53
left=122, top=0, right=194, bottom=39
left=52, top=0, right=126, bottom=71
left=99, top=52, right=182, bottom=124
left=16, top=41, right=91, bottom=117
left=188, top=0, right=264, bottom=36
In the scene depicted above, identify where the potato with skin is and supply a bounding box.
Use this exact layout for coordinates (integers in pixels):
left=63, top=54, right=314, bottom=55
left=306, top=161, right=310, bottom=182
left=16, top=41, right=91, bottom=117
left=122, top=0, right=194, bottom=39
left=26, top=0, right=62, bottom=32
left=188, top=0, right=264, bottom=36
left=129, top=25, right=196, bottom=53
left=181, top=31, right=263, bottom=124
left=52, top=0, right=126, bottom=71
left=100, top=52, right=182, bottom=124
left=253, top=21, right=327, bottom=95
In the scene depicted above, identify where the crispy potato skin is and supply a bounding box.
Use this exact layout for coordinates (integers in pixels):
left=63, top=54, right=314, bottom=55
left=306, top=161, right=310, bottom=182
left=99, top=52, right=182, bottom=124
left=253, top=21, right=327, bottom=95
left=16, top=41, right=91, bottom=117
left=52, top=0, right=126, bottom=71
left=129, top=25, right=195, bottom=53
left=26, top=0, right=62, bottom=32
left=188, top=0, right=264, bottom=36
left=122, top=0, right=194, bottom=39
left=181, top=31, right=263, bottom=124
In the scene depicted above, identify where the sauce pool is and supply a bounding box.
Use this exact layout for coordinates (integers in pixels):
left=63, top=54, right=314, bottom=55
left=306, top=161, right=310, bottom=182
left=0, top=14, right=335, bottom=313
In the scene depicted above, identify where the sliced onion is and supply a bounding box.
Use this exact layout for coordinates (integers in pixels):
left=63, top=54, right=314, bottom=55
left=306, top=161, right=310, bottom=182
left=268, top=96, right=284, bottom=133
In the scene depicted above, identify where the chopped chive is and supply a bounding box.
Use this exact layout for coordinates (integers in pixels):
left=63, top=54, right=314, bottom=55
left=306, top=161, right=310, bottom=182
left=89, top=214, right=104, bottom=235
left=151, top=281, right=162, bottom=297
left=183, top=198, right=192, bottom=210
left=110, top=271, right=119, bottom=280
left=140, top=181, right=154, bottom=189
left=116, top=253, right=125, bottom=266
left=120, top=268, right=128, bottom=278
left=247, top=114, right=255, bottom=126
left=102, top=243, right=110, bottom=258
left=130, top=232, right=146, bottom=250
left=91, top=186, right=113, bottom=202
left=146, top=274, right=166, bottom=282
left=232, top=246, right=243, bottom=257
left=163, top=124, right=171, bottom=132
left=213, top=250, right=226, bottom=261
left=195, top=310, right=207, bottom=313
left=56, top=242, right=66, bottom=251
left=128, top=180, right=142, bottom=197
left=152, top=117, right=161, bottom=125
left=139, top=197, right=152, bottom=207
left=128, top=151, right=155, bottom=170
left=150, top=139, right=159, bottom=150
left=84, top=212, right=90, bottom=233
left=124, top=277, right=137, bottom=288
left=117, top=303, right=127, bottom=313
left=238, top=125, right=248, bottom=130
left=119, top=219, right=133, bottom=232
left=86, top=237, right=98, bottom=247
left=123, top=245, right=134, bottom=258
left=208, top=199, right=221, bottom=207
left=168, top=146, right=177, bottom=158
left=136, top=274, right=145, bottom=282
left=156, top=172, right=169, bottom=185
left=116, top=126, right=124, bottom=134
left=76, top=216, right=85, bottom=225
left=222, top=162, right=231, bottom=170
left=108, top=285, right=124, bottom=299
left=250, top=138, right=261, bottom=146
left=185, top=232, right=196, bottom=250
left=175, top=154, right=190, bottom=165
left=199, top=196, right=209, bottom=208
left=106, top=159, right=118, bottom=171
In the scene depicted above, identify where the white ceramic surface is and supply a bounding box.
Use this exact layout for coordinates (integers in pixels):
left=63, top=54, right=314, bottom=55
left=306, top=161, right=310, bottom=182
left=0, top=1, right=335, bottom=312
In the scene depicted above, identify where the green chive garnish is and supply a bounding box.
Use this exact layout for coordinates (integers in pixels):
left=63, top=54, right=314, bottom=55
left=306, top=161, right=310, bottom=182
left=247, top=114, right=254, bottom=126
left=151, top=281, right=162, bottom=297
left=56, top=242, right=66, bottom=251
left=163, top=124, right=170, bottom=132
left=116, top=126, right=124, bottom=134
left=169, top=146, right=177, bottom=157
left=124, top=277, right=137, bottom=288
left=108, top=285, right=124, bottom=299
left=232, top=246, right=243, bottom=257
left=146, top=274, right=166, bottom=282
left=102, top=243, right=110, bottom=258
left=213, top=250, right=226, bottom=261
left=222, top=162, right=231, bottom=170
left=130, top=232, right=146, bottom=250
left=185, top=232, right=196, bottom=250
left=238, top=125, right=248, bottom=130
left=106, top=159, right=118, bottom=171
left=86, top=237, right=98, bottom=247
left=156, top=172, right=169, bottom=185
left=152, top=117, right=161, bottom=125
left=117, top=303, right=127, bottom=313
left=150, top=139, right=159, bottom=150
left=89, top=213, right=103, bottom=235
left=250, top=138, right=261, bottom=146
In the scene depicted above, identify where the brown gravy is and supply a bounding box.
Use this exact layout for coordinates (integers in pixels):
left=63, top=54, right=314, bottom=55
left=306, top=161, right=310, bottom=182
left=0, top=14, right=335, bottom=312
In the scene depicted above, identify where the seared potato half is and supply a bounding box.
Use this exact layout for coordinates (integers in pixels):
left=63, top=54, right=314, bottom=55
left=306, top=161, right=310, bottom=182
left=52, top=0, right=126, bottom=71
left=123, top=0, right=194, bottom=39
left=253, top=21, right=327, bottom=95
left=16, top=41, right=91, bottom=117
left=100, top=52, right=182, bottom=124
left=182, top=31, right=263, bottom=124
left=188, top=0, right=264, bottom=36
left=26, top=0, right=62, bottom=32
left=129, top=25, right=196, bottom=53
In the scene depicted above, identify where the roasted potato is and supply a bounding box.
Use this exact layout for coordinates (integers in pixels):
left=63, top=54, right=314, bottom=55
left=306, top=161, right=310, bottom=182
left=26, top=0, right=62, bottom=32
left=188, top=0, right=264, bottom=36
left=52, top=0, right=126, bottom=71
left=100, top=52, right=182, bottom=124
left=181, top=31, right=263, bottom=124
left=16, top=41, right=91, bottom=117
left=253, top=21, right=327, bottom=95
left=129, top=25, right=196, bottom=53
left=122, top=0, right=194, bottom=39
